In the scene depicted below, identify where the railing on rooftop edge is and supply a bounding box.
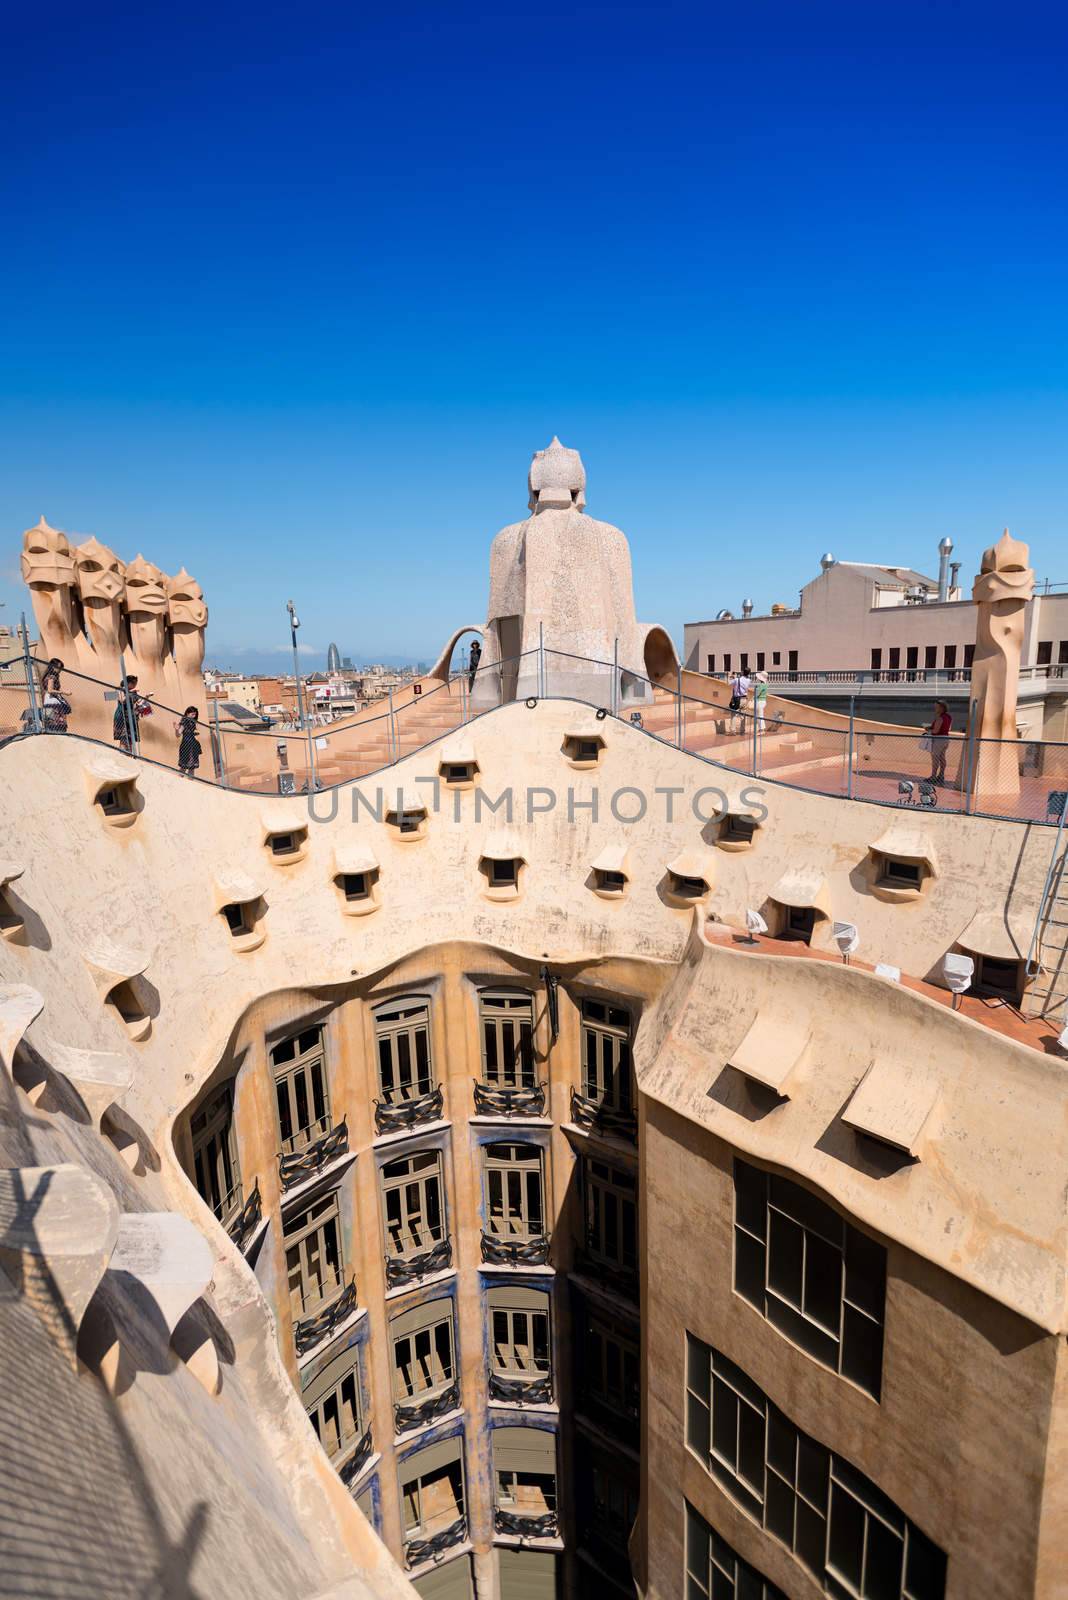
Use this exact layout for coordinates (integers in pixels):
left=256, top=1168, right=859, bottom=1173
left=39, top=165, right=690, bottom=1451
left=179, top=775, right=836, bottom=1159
left=3, top=632, right=1068, bottom=829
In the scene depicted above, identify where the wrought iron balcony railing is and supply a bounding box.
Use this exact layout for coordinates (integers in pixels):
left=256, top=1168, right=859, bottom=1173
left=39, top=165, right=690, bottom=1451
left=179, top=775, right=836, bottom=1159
left=494, top=1507, right=559, bottom=1539
left=481, top=1230, right=551, bottom=1267
left=570, top=1087, right=637, bottom=1143
left=577, top=1246, right=639, bottom=1301
left=473, top=1080, right=546, bottom=1117
left=279, top=1118, right=349, bottom=1191
left=385, top=1235, right=452, bottom=1289
left=226, top=1179, right=262, bottom=1253
left=338, top=1426, right=374, bottom=1485
left=294, top=1275, right=358, bottom=1355
left=489, top=1368, right=553, bottom=1406
left=405, top=1514, right=467, bottom=1569
left=374, top=1084, right=444, bottom=1135
left=394, top=1379, right=460, bottom=1434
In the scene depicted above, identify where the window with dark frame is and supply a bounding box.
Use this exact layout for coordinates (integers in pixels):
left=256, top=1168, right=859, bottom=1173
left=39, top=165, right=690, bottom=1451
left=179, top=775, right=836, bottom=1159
left=400, top=1443, right=465, bottom=1541
left=882, top=858, right=922, bottom=889
left=685, top=1501, right=786, bottom=1600
left=1037, top=640, right=1053, bottom=666
left=375, top=998, right=434, bottom=1104
left=391, top=1299, right=455, bottom=1401
left=733, top=1159, right=886, bottom=1398
left=943, top=644, right=957, bottom=669
left=479, top=990, right=536, bottom=1089
left=271, top=1025, right=330, bottom=1154
left=483, top=1142, right=546, bottom=1241
left=489, top=1288, right=551, bottom=1381
left=581, top=998, right=634, bottom=1114
left=585, top=1309, right=640, bottom=1421
left=304, top=1348, right=363, bottom=1464
left=191, top=1081, right=241, bottom=1225
left=584, top=1158, right=637, bottom=1275
left=284, top=1191, right=344, bottom=1319
left=686, top=1333, right=946, bottom=1599
left=382, top=1149, right=446, bottom=1262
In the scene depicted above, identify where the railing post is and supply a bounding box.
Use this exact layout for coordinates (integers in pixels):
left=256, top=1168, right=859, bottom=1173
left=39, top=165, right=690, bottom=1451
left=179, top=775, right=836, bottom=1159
left=21, top=612, right=41, bottom=734
left=676, top=667, right=682, bottom=747
left=963, top=697, right=977, bottom=813
left=751, top=696, right=758, bottom=777
left=539, top=623, right=545, bottom=698
left=847, top=695, right=855, bottom=799
left=212, top=697, right=228, bottom=786
left=612, top=637, right=619, bottom=717
left=388, top=687, right=397, bottom=762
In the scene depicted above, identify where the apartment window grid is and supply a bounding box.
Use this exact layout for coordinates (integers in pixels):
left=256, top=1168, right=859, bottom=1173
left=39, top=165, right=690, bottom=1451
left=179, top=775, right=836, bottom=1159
left=382, top=1150, right=446, bottom=1261
left=271, top=1025, right=331, bottom=1155
left=685, top=1335, right=946, bottom=1600
left=733, top=1159, right=886, bottom=1399
left=586, top=1311, right=640, bottom=1420
left=401, top=1446, right=465, bottom=1541
left=284, top=1192, right=345, bottom=1319
left=484, top=1141, right=546, bottom=1240
left=581, top=998, right=634, bottom=1115
left=685, top=1501, right=786, bottom=1600
left=305, top=1356, right=363, bottom=1463
left=490, top=1296, right=551, bottom=1380
left=392, top=1303, right=455, bottom=1400
left=190, top=1081, right=241, bottom=1225
left=584, top=1158, right=638, bottom=1275
left=375, top=998, right=434, bottom=1104
left=479, top=990, right=537, bottom=1088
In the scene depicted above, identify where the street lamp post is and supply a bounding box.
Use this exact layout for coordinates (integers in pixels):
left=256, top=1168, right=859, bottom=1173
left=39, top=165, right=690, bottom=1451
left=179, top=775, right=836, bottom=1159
left=287, top=599, right=318, bottom=792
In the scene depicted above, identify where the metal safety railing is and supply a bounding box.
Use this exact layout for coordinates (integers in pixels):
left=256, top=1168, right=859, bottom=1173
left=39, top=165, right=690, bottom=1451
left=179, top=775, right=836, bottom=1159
left=4, top=626, right=1068, bottom=827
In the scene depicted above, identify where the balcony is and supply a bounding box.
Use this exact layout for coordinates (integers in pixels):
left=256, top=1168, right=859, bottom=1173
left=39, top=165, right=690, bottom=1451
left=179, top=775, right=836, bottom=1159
left=374, top=1085, right=443, bottom=1136
left=570, top=1088, right=637, bottom=1144
left=489, top=1368, right=553, bottom=1406
left=494, top=1507, right=559, bottom=1538
left=395, top=1379, right=460, bottom=1434
left=473, top=1081, right=546, bottom=1118
left=405, top=1514, right=467, bottom=1569
left=338, top=1426, right=374, bottom=1486
left=279, top=1118, right=349, bottom=1191
left=385, top=1234, right=452, bottom=1289
left=225, top=1179, right=262, bottom=1254
left=481, top=1230, right=551, bottom=1267
left=577, top=1247, right=639, bottom=1303
left=294, top=1275, right=358, bottom=1355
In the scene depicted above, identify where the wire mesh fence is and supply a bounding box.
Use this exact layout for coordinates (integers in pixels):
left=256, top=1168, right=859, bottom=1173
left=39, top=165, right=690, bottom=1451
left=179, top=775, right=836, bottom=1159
left=3, top=640, right=1067, bottom=825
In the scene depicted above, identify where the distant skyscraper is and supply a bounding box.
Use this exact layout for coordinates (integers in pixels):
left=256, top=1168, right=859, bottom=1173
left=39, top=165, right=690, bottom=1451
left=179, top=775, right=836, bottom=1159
left=342, top=655, right=354, bottom=671
left=326, top=642, right=341, bottom=673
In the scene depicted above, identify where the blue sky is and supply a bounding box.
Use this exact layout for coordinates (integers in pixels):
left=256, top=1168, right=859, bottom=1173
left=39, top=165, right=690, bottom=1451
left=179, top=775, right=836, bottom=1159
left=2, top=1, right=1066, bottom=669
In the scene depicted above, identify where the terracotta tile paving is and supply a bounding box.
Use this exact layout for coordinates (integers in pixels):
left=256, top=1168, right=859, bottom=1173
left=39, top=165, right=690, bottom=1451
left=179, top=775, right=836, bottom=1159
left=702, top=922, right=1064, bottom=1058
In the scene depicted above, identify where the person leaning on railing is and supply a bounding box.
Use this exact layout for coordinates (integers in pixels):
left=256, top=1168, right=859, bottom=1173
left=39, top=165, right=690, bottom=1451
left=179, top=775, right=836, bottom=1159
left=113, top=675, right=154, bottom=754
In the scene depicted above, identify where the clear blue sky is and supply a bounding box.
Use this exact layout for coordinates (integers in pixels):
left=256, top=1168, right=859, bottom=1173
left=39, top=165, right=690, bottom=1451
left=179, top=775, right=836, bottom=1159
left=2, top=1, right=1066, bottom=669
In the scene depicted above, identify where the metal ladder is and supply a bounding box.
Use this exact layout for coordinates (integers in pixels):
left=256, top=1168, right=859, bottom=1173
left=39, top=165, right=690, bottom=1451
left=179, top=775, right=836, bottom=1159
left=1025, top=798, right=1068, bottom=1020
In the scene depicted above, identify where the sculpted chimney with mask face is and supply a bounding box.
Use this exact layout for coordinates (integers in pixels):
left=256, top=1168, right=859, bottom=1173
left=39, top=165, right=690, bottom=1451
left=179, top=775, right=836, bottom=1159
left=20, top=518, right=79, bottom=662
left=467, top=438, right=678, bottom=707
left=969, top=529, right=1035, bottom=800
left=165, top=568, right=209, bottom=704
left=75, top=537, right=127, bottom=662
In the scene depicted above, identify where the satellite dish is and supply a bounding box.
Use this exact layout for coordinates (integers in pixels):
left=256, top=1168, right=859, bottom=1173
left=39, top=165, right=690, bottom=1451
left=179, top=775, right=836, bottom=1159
left=744, top=908, right=768, bottom=944
left=943, top=952, right=974, bottom=1008
left=832, top=920, right=860, bottom=963
left=874, top=963, right=901, bottom=983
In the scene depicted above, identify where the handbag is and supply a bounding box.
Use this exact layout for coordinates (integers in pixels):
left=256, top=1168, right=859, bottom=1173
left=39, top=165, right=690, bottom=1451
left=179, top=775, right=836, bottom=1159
left=919, top=734, right=931, bottom=752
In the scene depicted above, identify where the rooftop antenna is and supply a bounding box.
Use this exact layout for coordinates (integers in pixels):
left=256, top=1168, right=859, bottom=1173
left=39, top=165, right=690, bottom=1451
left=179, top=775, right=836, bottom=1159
left=832, top=921, right=859, bottom=965
left=942, top=952, right=974, bottom=1010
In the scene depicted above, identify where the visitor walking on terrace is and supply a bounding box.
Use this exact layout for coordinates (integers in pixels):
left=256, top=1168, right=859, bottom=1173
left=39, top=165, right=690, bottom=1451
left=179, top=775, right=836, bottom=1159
left=926, top=700, right=952, bottom=786
left=728, top=668, right=750, bottom=735
left=174, top=706, right=203, bottom=777
left=754, top=671, right=769, bottom=734
left=467, top=637, right=482, bottom=690
left=113, top=675, right=153, bottom=754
